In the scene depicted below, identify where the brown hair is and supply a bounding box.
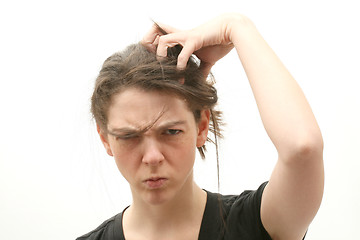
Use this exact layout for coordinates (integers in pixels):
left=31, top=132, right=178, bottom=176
left=91, top=41, right=222, bottom=160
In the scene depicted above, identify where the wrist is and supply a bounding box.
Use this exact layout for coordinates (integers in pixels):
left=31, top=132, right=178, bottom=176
left=223, top=13, right=256, bottom=43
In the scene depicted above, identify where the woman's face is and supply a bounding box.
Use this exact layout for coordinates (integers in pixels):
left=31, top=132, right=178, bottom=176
left=98, top=88, right=209, bottom=205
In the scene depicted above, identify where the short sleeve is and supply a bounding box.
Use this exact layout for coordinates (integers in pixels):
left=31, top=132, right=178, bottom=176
left=223, top=182, right=272, bottom=240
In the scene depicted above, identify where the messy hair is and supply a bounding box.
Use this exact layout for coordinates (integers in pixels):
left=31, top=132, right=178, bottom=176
left=91, top=39, right=222, bottom=160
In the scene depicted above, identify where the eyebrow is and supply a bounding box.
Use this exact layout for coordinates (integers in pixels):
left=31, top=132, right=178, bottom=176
left=157, top=120, right=187, bottom=130
left=107, top=120, right=187, bottom=137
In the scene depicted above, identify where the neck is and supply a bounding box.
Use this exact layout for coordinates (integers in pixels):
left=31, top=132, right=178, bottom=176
left=125, top=176, right=207, bottom=232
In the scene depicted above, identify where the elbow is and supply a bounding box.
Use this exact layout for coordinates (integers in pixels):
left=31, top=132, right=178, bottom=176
left=281, top=131, right=324, bottom=164
left=297, top=135, right=323, bottom=158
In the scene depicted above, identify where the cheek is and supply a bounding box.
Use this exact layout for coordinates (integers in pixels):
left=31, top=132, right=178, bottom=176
left=110, top=142, right=141, bottom=178
left=113, top=155, right=141, bottom=184
left=110, top=137, right=141, bottom=159
left=168, top=135, right=197, bottom=166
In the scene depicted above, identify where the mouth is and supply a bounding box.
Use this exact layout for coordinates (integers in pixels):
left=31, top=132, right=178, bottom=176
left=143, top=177, right=168, bottom=189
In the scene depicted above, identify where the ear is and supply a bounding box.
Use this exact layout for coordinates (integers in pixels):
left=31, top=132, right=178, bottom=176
left=196, top=109, right=210, bottom=147
left=97, top=124, right=114, bottom=157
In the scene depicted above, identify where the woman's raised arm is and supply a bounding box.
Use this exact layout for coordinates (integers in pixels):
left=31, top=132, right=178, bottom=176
left=228, top=14, right=324, bottom=240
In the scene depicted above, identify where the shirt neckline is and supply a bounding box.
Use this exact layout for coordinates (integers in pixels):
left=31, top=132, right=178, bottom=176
left=115, top=190, right=218, bottom=240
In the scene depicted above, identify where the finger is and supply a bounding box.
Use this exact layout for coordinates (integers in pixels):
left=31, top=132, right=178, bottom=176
left=153, top=34, right=160, bottom=46
left=156, top=42, right=178, bottom=61
left=176, top=42, right=197, bottom=70
left=141, top=24, right=160, bottom=43
left=143, top=34, right=160, bottom=53
left=142, top=21, right=180, bottom=44
left=153, top=22, right=181, bottom=34
left=156, top=34, right=183, bottom=57
left=141, top=24, right=165, bottom=52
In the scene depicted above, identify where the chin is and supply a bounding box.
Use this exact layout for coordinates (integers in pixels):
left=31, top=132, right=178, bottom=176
left=142, top=188, right=174, bottom=206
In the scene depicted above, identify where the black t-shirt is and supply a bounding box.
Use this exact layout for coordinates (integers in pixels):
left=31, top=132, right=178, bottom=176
left=76, top=182, right=273, bottom=240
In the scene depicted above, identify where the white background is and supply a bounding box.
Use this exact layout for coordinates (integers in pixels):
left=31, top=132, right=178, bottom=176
left=1, top=0, right=359, bottom=239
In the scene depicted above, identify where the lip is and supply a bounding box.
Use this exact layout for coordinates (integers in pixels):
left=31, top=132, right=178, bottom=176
left=143, top=177, right=168, bottom=189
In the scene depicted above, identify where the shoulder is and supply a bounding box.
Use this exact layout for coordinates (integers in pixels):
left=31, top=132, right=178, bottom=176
left=208, top=181, right=268, bottom=212
left=76, top=212, right=124, bottom=240
left=205, top=182, right=271, bottom=240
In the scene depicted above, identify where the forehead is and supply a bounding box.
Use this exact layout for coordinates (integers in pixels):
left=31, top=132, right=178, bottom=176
left=107, top=88, right=194, bottom=129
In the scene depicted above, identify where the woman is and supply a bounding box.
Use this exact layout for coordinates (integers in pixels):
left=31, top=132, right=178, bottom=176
left=77, top=13, right=324, bottom=240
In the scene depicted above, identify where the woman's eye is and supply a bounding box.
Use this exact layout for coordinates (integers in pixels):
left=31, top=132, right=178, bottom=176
left=165, top=129, right=182, bottom=135
left=116, top=133, right=139, bottom=140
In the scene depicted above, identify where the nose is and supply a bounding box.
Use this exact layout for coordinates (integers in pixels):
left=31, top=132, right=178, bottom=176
left=141, top=137, right=165, bottom=166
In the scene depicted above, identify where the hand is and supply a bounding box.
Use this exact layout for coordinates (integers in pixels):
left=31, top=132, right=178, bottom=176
left=141, top=14, right=239, bottom=76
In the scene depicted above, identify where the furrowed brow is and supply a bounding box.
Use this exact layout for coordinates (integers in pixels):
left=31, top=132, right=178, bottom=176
left=157, top=120, right=187, bottom=130
left=108, top=108, right=167, bottom=137
left=107, top=128, right=141, bottom=137
left=108, top=120, right=187, bottom=137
